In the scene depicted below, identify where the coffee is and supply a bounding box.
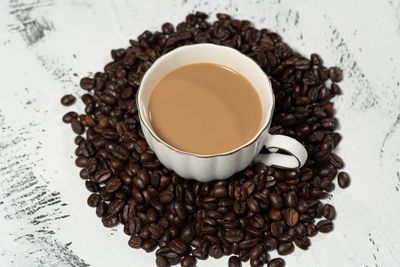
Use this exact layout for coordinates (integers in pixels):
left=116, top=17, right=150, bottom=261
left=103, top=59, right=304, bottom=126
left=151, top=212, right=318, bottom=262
left=148, top=63, right=263, bottom=155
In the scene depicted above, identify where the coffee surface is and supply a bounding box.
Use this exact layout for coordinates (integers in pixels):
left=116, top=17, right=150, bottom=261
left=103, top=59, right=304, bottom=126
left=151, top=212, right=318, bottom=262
left=148, top=63, right=262, bottom=155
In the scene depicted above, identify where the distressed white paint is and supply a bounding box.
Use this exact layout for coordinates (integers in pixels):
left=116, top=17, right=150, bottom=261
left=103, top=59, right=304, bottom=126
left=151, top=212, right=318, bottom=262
left=0, top=0, right=400, bottom=266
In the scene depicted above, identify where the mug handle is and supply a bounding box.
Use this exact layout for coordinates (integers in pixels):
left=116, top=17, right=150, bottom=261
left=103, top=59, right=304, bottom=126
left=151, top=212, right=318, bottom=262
left=254, top=134, right=308, bottom=169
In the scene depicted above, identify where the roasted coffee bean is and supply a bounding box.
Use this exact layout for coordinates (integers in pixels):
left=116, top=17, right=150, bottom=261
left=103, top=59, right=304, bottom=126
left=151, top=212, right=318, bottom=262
left=338, top=172, right=350, bottom=188
left=87, top=193, right=101, bottom=207
left=224, top=229, right=244, bottom=243
left=277, top=242, right=294, bottom=255
left=180, top=226, right=195, bottom=244
left=268, top=258, right=285, bottom=267
left=228, top=255, right=242, bottom=267
left=322, top=204, right=336, bottom=220
left=61, top=94, right=76, bottom=106
left=317, top=220, right=334, bottom=233
left=328, top=67, right=343, bottom=82
left=239, top=239, right=258, bottom=249
left=168, top=239, right=187, bottom=254
left=165, top=251, right=181, bottom=265
left=102, top=216, right=118, bottom=227
left=269, top=192, right=283, bottom=209
left=208, top=245, right=223, bottom=259
left=211, top=185, right=228, bottom=198
left=172, top=201, right=187, bottom=221
left=294, top=236, right=310, bottom=250
left=156, top=256, right=169, bottom=267
left=162, top=23, right=174, bottom=34
left=96, top=202, right=105, bottom=217
left=63, top=111, right=78, bottom=123
left=249, top=243, right=264, bottom=260
left=284, top=208, right=299, bottom=227
left=247, top=197, right=260, bottom=213
left=330, top=153, right=344, bottom=168
left=270, top=222, right=283, bottom=238
left=181, top=255, right=196, bottom=267
left=268, top=208, right=282, bottom=221
left=80, top=77, right=95, bottom=90
left=106, top=178, right=122, bottom=193
left=108, top=199, right=125, bottom=216
left=285, top=191, right=298, bottom=208
left=93, top=169, right=112, bottom=183
left=71, top=119, right=84, bottom=134
left=81, top=93, right=94, bottom=105
left=128, top=235, right=143, bottom=249
left=238, top=249, right=250, bottom=262
left=307, top=224, right=318, bottom=237
left=143, top=239, right=158, bottom=252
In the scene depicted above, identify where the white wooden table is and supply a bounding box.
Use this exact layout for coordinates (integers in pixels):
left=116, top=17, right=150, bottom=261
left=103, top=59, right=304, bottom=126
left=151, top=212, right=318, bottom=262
left=1, top=0, right=400, bottom=266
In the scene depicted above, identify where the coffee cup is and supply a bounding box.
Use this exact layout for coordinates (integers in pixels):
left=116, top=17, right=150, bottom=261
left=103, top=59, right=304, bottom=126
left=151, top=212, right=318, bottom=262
left=137, top=44, right=307, bottom=182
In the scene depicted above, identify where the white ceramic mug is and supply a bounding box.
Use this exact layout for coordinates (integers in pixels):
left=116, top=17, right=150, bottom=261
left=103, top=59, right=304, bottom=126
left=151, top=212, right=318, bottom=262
left=137, top=44, right=307, bottom=182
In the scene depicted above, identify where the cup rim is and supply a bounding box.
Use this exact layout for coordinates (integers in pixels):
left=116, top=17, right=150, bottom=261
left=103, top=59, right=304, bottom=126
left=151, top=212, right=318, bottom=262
left=137, top=43, right=275, bottom=158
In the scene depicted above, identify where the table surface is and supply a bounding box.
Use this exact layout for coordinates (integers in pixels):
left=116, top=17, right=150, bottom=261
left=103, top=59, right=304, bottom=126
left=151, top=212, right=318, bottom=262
left=1, top=0, right=400, bottom=266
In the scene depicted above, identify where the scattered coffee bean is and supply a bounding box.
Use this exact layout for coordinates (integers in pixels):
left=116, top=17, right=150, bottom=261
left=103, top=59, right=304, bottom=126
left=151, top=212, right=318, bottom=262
left=228, top=255, right=242, bottom=267
left=156, top=256, right=169, bottom=267
left=71, top=118, right=84, bottom=135
left=168, top=239, right=187, bottom=255
left=62, top=111, right=78, bottom=123
left=87, top=193, right=100, bottom=207
left=277, top=242, right=294, bottom=255
left=80, top=77, right=95, bottom=90
left=181, top=255, right=196, bottom=267
left=128, top=235, right=143, bottom=249
left=61, top=94, right=76, bottom=106
left=284, top=208, right=299, bottom=227
left=268, top=258, right=285, bottom=267
left=322, top=204, right=336, bottom=220
left=316, top=220, right=334, bottom=233
left=338, top=172, right=350, bottom=188
left=328, top=67, right=343, bottom=82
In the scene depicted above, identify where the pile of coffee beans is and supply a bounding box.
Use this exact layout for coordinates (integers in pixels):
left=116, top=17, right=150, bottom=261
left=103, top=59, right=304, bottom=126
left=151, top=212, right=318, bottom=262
left=62, top=12, right=350, bottom=267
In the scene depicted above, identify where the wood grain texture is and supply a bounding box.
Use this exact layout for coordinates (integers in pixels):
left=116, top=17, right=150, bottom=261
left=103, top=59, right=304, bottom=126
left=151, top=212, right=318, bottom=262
left=1, top=0, right=399, bottom=266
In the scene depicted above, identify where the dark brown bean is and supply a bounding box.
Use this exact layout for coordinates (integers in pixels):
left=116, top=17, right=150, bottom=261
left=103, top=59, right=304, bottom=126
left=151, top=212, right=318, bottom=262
left=87, top=193, right=101, bottom=207
left=128, top=235, right=143, bottom=249
left=268, top=258, right=285, bottom=267
left=105, top=178, right=122, bottom=193
left=168, top=239, right=187, bottom=255
left=80, top=77, right=95, bottom=90
left=228, top=255, right=242, bottom=267
left=249, top=243, right=264, bottom=260
left=142, top=239, right=158, bottom=252
left=285, top=191, right=298, bottom=208
left=284, top=208, right=299, bottom=227
left=338, top=172, right=351, bottom=188
left=93, top=169, right=112, bottom=183
left=71, top=119, right=84, bottom=134
left=156, top=256, right=169, bottom=267
left=61, top=94, right=76, bottom=106
left=294, top=236, right=310, bottom=250
left=277, top=242, right=294, bottom=255
left=181, top=255, right=196, bottom=267
left=328, top=67, right=343, bottom=82
left=322, top=204, right=336, bottom=220
left=269, top=192, right=283, bottom=209
left=317, top=219, right=334, bottom=233
left=63, top=111, right=78, bottom=123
